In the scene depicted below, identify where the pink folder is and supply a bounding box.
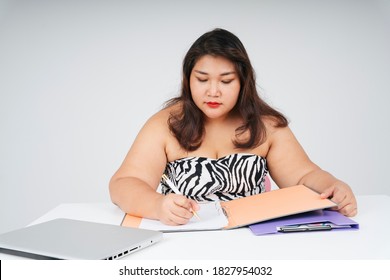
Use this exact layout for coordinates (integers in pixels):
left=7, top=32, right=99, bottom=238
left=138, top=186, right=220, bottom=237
left=221, top=184, right=337, bottom=229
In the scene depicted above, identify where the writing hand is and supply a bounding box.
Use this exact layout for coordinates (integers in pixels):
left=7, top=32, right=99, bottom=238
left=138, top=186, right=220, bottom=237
left=157, top=194, right=200, bottom=225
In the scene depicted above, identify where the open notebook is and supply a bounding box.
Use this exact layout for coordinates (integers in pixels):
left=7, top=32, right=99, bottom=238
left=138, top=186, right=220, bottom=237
left=122, top=185, right=337, bottom=231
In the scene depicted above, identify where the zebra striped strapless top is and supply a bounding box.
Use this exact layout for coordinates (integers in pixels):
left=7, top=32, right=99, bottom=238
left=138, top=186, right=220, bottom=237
left=161, top=153, right=268, bottom=201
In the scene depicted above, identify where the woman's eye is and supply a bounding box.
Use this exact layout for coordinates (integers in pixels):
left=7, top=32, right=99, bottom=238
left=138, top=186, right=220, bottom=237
left=221, top=80, right=233, bottom=84
left=197, top=78, right=207, bottom=82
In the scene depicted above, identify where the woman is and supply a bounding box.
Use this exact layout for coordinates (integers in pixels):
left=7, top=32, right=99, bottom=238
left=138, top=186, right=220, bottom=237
left=109, top=28, right=357, bottom=226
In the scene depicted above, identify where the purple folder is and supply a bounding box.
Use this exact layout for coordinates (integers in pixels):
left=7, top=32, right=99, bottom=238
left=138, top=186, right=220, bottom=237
left=249, top=210, right=359, bottom=235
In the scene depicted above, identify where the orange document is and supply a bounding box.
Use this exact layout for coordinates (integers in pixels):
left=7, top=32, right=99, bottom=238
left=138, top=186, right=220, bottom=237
left=122, top=185, right=337, bottom=231
left=221, top=184, right=336, bottom=229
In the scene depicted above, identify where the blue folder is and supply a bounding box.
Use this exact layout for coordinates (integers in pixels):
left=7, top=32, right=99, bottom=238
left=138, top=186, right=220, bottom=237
left=249, top=210, right=359, bottom=235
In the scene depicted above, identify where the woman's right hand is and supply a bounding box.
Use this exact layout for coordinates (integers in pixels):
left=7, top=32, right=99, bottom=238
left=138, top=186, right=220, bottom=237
left=156, top=194, right=200, bottom=225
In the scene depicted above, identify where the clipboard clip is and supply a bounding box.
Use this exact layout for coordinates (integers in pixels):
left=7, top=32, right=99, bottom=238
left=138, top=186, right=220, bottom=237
left=277, top=223, right=332, bottom=233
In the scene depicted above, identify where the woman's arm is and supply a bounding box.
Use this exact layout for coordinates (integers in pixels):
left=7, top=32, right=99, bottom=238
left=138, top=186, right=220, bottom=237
left=109, top=111, right=199, bottom=225
left=266, top=125, right=357, bottom=216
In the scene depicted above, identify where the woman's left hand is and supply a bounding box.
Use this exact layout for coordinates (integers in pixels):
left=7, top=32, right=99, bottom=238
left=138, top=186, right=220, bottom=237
left=320, top=182, right=358, bottom=217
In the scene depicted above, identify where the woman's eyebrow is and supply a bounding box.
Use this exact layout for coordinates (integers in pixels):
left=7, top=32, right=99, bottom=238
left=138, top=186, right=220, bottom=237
left=194, top=70, right=208, bottom=75
left=220, top=71, right=236, bottom=76
left=194, top=70, right=236, bottom=76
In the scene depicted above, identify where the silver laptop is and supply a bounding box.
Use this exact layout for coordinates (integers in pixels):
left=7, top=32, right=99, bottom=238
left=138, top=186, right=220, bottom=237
left=0, top=218, right=163, bottom=260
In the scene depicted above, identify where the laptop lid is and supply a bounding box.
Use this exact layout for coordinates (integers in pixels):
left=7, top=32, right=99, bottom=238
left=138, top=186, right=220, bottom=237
left=0, top=218, right=163, bottom=260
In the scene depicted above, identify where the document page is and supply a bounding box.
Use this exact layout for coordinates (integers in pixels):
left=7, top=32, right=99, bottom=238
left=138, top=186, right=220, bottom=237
left=138, top=201, right=228, bottom=232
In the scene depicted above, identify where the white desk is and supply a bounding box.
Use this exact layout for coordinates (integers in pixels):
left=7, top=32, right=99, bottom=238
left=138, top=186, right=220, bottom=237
left=1, top=195, right=389, bottom=260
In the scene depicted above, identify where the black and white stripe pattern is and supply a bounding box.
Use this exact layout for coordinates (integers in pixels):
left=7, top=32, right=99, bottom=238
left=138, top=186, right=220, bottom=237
left=162, top=153, right=268, bottom=201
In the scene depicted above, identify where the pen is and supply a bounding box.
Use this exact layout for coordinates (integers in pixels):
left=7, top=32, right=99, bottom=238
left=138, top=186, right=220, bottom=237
left=161, top=174, right=201, bottom=220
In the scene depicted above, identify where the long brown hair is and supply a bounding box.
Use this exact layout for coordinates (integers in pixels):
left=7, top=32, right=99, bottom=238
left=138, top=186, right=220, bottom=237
left=165, top=28, right=288, bottom=151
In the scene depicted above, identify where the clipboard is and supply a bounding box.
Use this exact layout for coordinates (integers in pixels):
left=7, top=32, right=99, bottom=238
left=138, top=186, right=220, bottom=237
left=121, top=185, right=337, bottom=231
left=248, top=209, right=359, bottom=235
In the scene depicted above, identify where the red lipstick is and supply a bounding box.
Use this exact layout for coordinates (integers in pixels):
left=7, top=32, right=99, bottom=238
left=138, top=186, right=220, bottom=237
left=206, top=102, right=221, bottom=108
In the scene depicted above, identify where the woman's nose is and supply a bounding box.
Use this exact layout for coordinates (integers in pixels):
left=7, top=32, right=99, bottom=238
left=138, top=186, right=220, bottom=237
left=207, top=82, right=220, bottom=97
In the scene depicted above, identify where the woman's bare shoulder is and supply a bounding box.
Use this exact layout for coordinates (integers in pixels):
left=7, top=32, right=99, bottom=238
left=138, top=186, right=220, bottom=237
left=260, top=116, right=293, bottom=147
left=143, top=101, right=181, bottom=130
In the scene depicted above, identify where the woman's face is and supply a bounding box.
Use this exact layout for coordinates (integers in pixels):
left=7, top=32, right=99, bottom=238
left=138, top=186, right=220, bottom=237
left=190, top=55, right=241, bottom=121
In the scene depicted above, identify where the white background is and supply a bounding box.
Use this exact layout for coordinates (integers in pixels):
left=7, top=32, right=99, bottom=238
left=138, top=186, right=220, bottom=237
left=1, top=0, right=389, bottom=234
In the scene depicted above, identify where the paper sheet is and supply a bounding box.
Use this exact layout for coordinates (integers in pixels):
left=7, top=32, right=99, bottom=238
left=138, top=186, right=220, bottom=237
left=137, top=201, right=229, bottom=232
